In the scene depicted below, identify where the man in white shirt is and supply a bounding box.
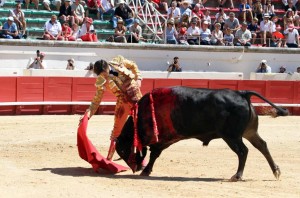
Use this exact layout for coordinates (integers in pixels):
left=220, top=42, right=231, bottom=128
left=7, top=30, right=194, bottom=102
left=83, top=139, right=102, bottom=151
left=284, top=24, right=299, bottom=48
left=259, top=13, right=275, bottom=46
left=43, top=15, right=63, bottom=40
left=187, top=20, right=200, bottom=45
left=27, top=52, right=47, bottom=69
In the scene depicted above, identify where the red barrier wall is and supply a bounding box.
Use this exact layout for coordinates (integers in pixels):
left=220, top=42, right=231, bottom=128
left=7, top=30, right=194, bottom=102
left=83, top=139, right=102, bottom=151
left=1, top=77, right=300, bottom=115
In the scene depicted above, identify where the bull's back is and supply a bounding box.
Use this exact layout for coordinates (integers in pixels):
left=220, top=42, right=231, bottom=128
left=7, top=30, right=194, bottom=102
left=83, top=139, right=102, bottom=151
left=138, top=87, right=251, bottom=144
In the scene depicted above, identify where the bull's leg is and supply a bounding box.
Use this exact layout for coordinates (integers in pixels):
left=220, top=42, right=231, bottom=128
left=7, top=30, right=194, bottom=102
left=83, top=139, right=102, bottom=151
left=140, top=145, right=164, bottom=176
left=223, top=138, right=249, bottom=182
left=244, top=133, right=281, bottom=180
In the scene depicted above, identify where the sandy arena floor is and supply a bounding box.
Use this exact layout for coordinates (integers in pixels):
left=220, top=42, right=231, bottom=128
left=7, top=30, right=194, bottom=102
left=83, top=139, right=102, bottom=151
left=0, top=115, right=299, bottom=198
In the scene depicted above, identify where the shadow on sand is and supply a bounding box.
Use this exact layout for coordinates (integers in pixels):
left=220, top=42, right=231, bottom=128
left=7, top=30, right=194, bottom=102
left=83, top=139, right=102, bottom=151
left=32, top=167, right=225, bottom=182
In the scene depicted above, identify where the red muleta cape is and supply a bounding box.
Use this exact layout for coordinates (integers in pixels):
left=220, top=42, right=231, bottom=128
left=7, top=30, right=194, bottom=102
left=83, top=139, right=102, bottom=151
left=77, top=113, right=128, bottom=173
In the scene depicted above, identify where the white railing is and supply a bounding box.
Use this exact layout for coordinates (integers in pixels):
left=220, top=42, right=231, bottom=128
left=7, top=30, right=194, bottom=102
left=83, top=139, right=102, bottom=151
left=127, top=0, right=167, bottom=42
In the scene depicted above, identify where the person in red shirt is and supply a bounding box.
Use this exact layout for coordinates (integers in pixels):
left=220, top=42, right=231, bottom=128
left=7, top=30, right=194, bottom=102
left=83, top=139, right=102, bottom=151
left=86, top=0, right=101, bottom=19
left=192, top=3, right=204, bottom=20
left=61, top=22, right=73, bottom=41
left=271, top=25, right=285, bottom=47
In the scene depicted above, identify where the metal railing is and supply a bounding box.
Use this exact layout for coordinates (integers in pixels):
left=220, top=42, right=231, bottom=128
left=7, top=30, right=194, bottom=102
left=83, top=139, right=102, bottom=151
left=127, top=0, right=167, bottom=42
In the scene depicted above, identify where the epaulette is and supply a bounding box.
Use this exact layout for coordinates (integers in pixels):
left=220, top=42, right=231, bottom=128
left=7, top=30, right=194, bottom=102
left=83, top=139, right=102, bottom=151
left=95, top=74, right=106, bottom=87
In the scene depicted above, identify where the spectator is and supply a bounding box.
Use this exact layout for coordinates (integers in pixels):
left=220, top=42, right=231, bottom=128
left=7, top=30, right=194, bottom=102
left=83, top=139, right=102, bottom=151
left=297, top=66, right=300, bottom=73
left=86, top=0, right=101, bottom=19
left=167, top=57, right=182, bottom=72
left=114, top=18, right=127, bottom=43
left=43, top=15, right=63, bottom=40
left=180, top=1, right=192, bottom=23
left=58, top=0, right=73, bottom=25
left=252, top=0, right=263, bottom=21
left=79, top=17, right=98, bottom=42
left=186, top=19, right=200, bottom=45
left=234, top=22, right=252, bottom=46
left=202, top=8, right=211, bottom=27
left=61, top=22, right=73, bottom=41
left=284, top=0, right=297, bottom=15
left=248, top=17, right=259, bottom=44
left=283, top=24, right=299, bottom=48
left=71, top=0, right=85, bottom=25
left=177, top=26, right=189, bottom=45
left=25, top=0, right=39, bottom=10
left=256, top=59, right=272, bottom=73
left=164, top=18, right=178, bottom=44
left=9, top=2, right=26, bottom=36
left=200, top=20, right=211, bottom=45
left=167, top=1, right=181, bottom=25
left=278, top=66, right=286, bottom=73
left=68, top=23, right=80, bottom=41
left=211, top=23, right=224, bottom=45
left=224, top=12, right=240, bottom=33
left=127, top=19, right=143, bottom=43
left=263, top=0, right=275, bottom=19
left=192, top=3, right=204, bottom=20
left=66, top=58, right=75, bottom=70
left=215, top=8, right=227, bottom=21
left=85, top=62, right=94, bottom=70
left=259, top=13, right=275, bottom=46
left=295, top=15, right=300, bottom=27
left=27, top=51, right=47, bottom=69
left=218, top=0, right=234, bottom=9
left=239, top=0, right=253, bottom=22
left=99, top=0, right=115, bottom=21
left=271, top=25, right=284, bottom=47
left=112, top=0, right=134, bottom=29
left=43, top=0, right=61, bottom=12
left=283, top=9, right=296, bottom=29
left=224, top=27, right=235, bottom=46
left=214, top=15, right=225, bottom=31
left=0, top=17, right=21, bottom=39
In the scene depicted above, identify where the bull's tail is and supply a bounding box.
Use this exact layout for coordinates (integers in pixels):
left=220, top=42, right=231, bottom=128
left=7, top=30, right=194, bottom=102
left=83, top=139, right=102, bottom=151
left=239, top=90, right=289, bottom=116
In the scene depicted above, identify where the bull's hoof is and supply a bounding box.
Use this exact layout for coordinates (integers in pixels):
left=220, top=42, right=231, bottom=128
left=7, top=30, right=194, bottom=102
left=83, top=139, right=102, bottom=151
left=136, top=164, right=146, bottom=172
left=140, top=170, right=151, bottom=176
left=273, top=167, right=281, bottom=180
left=230, top=174, right=243, bottom=182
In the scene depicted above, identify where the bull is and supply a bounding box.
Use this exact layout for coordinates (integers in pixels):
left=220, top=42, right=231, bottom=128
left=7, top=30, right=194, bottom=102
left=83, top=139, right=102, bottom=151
left=116, top=86, right=288, bottom=181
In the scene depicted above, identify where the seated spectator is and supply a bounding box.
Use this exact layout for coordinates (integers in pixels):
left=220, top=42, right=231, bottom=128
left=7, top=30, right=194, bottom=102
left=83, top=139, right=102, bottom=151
left=263, top=0, right=275, bottom=19
left=200, top=20, right=211, bottom=45
left=167, top=1, right=181, bottom=26
left=112, top=0, right=134, bottom=29
left=86, top=0, right=101, bottom=19
left=248, top=17, right=259, bottom=44
left=27, top=52, right=47, bottom=69
left=0, top=17, right=21, bottom=39
left=127, top=19, right=143, bottom=43
left=278, top=66, right=286, bottom=73
left=283, top=24, right=299, bottom=48
left=114, top=18, right=127, bottom=43
left=218, top=0, right=234, bottom=9
left=256, top=59, right=271, bottom=73
left=69, top=23, right=80, bottom=41
left=9, top=2, right=26, bottom=36
left=234, top=21, right=252, bottom=46
left=186, top=19, right=200, bottom=45
left=202, top=8, right=211, bottom=27
left=66, top=58, right=75, bottom=70
left=283, top=9, right=296, bottom=29
left=43, top=15, right=63, bottom=40
left=43, top=0, right=61, bottom=12
left=271, top=25, right=284, bottom=47
left=282, top=0, right=299, bottom=7
left=252, top=0, right=263, bottom=21
left=295, top=15, right=300, bottom=27
left=25, top=0, right=39, bottom=10
left=211, top=23, right=224, bottom=45
left=99, top=0, right=115, bottom=21
left=224, top=12, right=240, bottom=33
left=223, top=27, right=235, bottom=46
left=192, top=3, right=204, bottom=20
left=79, top=17, right=98, bottom=42
left=167, top=57, right=182, bottom=72
left=284, top=0, right=297, bottom=15
left=239, top=0, right=253, bottom=22
left=177, top=26, right=189, bottom=45
left=71, top=0, right=85, bottom=25
left=215, top=8, right=227, bottom=21
left=180, top=1, right=192, bottom=23
left=214, top=15, right=225, bottom=31
left=58, top=0, right=73, bottom=25
left=61, top=22, right=73, bottom=41
left=259, top=13, right=275, bottom=46
left=164, top=18, right=178, bottom=44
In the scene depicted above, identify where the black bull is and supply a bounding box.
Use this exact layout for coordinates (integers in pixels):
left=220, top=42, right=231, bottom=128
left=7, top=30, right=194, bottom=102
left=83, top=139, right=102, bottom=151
left=116, top=86, right=288, bottom=181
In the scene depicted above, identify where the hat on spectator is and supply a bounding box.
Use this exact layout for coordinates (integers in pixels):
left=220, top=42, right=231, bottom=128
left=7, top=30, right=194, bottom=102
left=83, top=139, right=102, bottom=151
left=287, top=8, right=292, bottom=12
left=203, top=20, right=209, bottom=25
left=117, top=18, right=124, bottom=24
left=134, top=18, right=139, bottom=24
left=261, top=59, right=267, bottom=64
left=182, top=0, right=190, bottom=5
left=215, top=23, right=221, bottom=27
left=263, top=13, right=270, bottom=18
left=167, top=18, right=174, bottom=25
left=118, top=0, right=126, bottom=4
left=8, top=16, right=14, bottom=21
left=241, top=21, right=248, bottom=26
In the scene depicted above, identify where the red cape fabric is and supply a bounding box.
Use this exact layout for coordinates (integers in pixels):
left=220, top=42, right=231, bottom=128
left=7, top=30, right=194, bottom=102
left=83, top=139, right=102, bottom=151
left=77, top=113, right=128, bottom=173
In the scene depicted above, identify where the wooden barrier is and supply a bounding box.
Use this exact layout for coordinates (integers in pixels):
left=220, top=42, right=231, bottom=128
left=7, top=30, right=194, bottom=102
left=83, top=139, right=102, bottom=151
left=1, top=77, right=300, bottom=115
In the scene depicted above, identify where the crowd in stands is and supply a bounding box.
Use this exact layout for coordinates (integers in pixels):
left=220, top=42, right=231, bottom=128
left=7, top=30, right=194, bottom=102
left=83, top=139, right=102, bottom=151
left=0, top=0, right=299, bottom=47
